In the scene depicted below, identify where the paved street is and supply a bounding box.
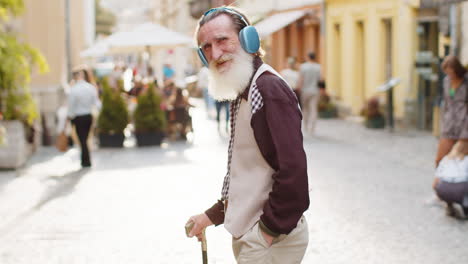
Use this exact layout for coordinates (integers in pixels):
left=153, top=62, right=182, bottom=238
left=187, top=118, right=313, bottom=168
left=0, top=100, right=467, bottom=264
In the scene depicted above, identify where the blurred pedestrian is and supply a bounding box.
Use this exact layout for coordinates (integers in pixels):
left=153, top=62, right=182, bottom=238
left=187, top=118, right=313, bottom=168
left=109, top=65, right=123, bottom=90
left=162, top=80, right=176, bottom=104
left=215, top=100, right=229, bottom=132
left=168, top=88, right=193, bottom=140
left=432, top=55, right=468, bottom=213
left=434, top=140, right=468, bottom=219
left=163, top=64, right=175, bottom=80
left=197, top=66, right=214, bottom=116
left=186, top=7, right=309, bottom=263
left=298, top=52, right=321, bottom=135
left=81, top=68, right=100, bottom=151
left=280, top=56, right=300, bottom=105
left=434, top=56, right=468, bottom=169
left=67, top=68, right=101, bottom=168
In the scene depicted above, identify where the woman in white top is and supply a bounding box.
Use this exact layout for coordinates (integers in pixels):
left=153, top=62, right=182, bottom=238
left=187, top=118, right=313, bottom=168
left=67, top=69, right=101, bottom=168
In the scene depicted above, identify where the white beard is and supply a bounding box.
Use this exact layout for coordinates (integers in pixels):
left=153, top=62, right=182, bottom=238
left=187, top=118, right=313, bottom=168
left=207, top=49, right=254, bottom=101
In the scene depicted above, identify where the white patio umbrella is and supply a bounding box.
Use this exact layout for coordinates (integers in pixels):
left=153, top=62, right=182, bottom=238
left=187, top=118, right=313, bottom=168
left=106, top=22, right=195, bottom=52
left=80, top=39, right=110, bottom=58
left=80, top=23, right=194, bottom=57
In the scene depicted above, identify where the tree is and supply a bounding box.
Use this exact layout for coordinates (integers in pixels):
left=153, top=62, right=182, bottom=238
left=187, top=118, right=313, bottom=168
left=0, top=0, right=48, bottom=125
left=95, top=0, right=116, bottom=37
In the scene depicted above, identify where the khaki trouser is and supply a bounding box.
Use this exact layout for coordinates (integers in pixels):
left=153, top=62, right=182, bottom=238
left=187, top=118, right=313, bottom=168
left=301, top=93, right=319, bottom=133
left=232, top=216, right=308, bottom=264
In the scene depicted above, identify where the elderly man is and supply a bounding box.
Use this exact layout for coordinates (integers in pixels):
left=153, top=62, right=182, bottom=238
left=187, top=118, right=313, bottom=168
left=186, top=7, right=309, bottom=263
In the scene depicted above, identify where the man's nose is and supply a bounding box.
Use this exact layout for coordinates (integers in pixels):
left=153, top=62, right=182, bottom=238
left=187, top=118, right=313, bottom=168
left=210, top=45, right=223, bottom=62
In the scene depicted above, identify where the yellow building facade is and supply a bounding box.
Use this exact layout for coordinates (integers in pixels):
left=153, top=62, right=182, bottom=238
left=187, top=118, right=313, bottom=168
left=16, top=0, right=93, bottom=137
left=325, top=0, right=419, bottom=120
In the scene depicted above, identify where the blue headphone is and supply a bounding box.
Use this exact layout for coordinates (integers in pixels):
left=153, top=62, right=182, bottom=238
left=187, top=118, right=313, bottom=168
left=197, top=7, right=260, bottom=67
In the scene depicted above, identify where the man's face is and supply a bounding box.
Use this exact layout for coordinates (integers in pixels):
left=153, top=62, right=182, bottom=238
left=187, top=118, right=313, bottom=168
left=198, top=14, right=241, bottom=74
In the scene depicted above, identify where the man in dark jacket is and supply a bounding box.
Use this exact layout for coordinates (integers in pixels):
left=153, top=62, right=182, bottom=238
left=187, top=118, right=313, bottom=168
left=186, top=7, right=310, bottom=263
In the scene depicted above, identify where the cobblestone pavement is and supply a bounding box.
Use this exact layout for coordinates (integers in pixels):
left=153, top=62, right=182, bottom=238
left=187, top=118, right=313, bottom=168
left=0, top=100, right=466, bottom=264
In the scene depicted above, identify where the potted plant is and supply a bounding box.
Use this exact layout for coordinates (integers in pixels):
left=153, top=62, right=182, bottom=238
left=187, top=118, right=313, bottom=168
left=96, top=78, right=129, bottom=147
left=360, top=97, right=385, bottom=129
left=0, top=1, right=49, bottom=168
left=133, top=84, right=167, bottom=146
left=317, top=81, right=337, bottom=118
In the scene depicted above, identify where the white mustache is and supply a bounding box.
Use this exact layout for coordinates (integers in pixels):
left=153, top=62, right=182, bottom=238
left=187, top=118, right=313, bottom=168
left=213, top=54, right=233, bottom=65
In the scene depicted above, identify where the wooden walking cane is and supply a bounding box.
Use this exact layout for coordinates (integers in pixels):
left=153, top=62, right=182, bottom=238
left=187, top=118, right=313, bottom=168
left=185, top=221, right=208, bottom=264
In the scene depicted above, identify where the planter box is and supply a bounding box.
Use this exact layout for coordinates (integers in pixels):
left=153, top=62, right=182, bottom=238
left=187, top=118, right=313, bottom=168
left=319, top=109, right=338, bottom=119
left=98, top=133, right=125, bottom=148
left=135, top=131, right=165, bottom=147
left=0, top=120, right=35, bottom=169
left=365, top=116, right=386, bottom=129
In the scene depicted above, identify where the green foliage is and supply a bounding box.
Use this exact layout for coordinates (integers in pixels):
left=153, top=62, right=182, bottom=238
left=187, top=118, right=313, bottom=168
left=0, top=0, right=24, bottom=21
left=95, top=0, right=116, bottom=36
left=97, top=78, right=129, bottom=134
left=133, top=85, right=167, bottom=133
left=116, top=78, right=124, bottom=93
left=4, top=91, right=37, bottom=125
left=0, top=0, right=48, bottom=125
left=0, top=33, right=48, bottom=92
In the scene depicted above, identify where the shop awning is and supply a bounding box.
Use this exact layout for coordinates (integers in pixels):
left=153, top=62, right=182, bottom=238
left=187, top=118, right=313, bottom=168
left=420, top=0, right=467, bottom=8
left=254, top=10, right=308, bottom=38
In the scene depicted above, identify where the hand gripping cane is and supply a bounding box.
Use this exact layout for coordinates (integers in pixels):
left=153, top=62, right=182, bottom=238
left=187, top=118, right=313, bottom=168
left=185, top=221, right=208, bottom=264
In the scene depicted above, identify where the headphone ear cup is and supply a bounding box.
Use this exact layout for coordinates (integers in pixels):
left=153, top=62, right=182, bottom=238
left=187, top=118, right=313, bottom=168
left=197, top=48, right=209, bottom=67
left=239, top=26, right=260, bottom=54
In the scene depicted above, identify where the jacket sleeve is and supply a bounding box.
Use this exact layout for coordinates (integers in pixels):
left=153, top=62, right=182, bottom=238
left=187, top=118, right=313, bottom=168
left=251, top=73, right=310, bottom=235
left=205, top=200, right=225, bottom=226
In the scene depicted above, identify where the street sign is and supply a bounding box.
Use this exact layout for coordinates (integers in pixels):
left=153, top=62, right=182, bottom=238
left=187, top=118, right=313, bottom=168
left=416, top=67, right=433, bottom=75
left=377, top=78, right=401, bottom=92
left=415, top=51, right=437, bottom=64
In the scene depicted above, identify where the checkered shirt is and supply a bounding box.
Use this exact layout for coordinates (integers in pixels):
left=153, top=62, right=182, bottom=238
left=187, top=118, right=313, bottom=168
left=250, top=84, right=264, bottom=115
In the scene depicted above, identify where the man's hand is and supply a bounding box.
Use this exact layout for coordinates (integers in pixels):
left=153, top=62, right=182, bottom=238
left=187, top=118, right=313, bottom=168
left=260, top=229, right=274, bottom=247
left=186, top=213, right=213, bottom=241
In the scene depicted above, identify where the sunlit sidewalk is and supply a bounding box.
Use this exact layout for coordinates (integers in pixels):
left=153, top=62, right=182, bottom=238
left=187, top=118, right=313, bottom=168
left=0, top=100, right=442, bottom=264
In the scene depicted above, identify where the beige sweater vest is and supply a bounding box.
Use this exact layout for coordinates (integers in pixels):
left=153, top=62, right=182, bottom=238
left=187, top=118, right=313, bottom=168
left=224, top=64, right=280, bottom=238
